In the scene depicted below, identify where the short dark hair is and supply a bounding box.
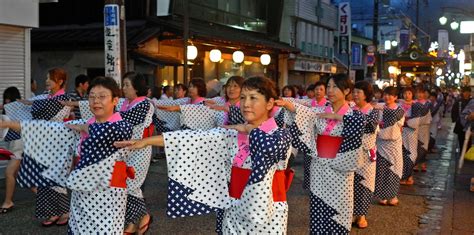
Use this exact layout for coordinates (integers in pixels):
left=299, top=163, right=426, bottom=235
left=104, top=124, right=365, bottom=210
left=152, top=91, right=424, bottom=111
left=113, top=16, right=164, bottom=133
left=75, top=74, right=90, bottom=88
left=306, top=84, right=316, bottom=92
left=403, top=87, right=414, bottom=94
left=123, top=72, right=149, bottom=97
left=162, top=85, right=172, bottom=93
left=175, top=83, right=188, bottom=92
left=225, top=76, right=245, bottom=100
left=3, top=86, right=21, bottom=105
left=282, top=85, right=297, bottom=98
left=384, top=86, right=398, bottom=97
left=88, top=76, right=121, bottom=98
left=429, top=91, right=438, bottom=98
left=314, top=81, right=326, bottom=88
left=189, top=77, right=207, bottom=97
left=242, top=76, right=278, bottom=101
left=328, top=73, right=353, bottom=97
left=354, top=80, right=374, bottom=102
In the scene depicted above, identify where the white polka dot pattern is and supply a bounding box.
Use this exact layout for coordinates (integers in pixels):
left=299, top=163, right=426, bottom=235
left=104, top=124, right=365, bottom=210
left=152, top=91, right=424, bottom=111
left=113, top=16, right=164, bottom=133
left=154, top=97, right=191, bottom=131
left=180, top=104, right=225, bottom=130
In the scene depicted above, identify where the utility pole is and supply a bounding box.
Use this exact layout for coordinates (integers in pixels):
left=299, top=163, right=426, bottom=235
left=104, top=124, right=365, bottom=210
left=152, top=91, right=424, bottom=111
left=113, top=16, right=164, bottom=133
left=415, top=0, right=419, bottom=40
left=104, top=0, right=126, bottom=86
left=183, top=0, right=189, bottom=85
left=368, top=0, right=379, bottom=80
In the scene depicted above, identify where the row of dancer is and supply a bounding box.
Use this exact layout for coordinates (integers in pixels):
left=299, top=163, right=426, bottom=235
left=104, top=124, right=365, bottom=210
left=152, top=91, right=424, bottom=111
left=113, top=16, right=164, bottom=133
left=0, top=69, right=433, bottom=234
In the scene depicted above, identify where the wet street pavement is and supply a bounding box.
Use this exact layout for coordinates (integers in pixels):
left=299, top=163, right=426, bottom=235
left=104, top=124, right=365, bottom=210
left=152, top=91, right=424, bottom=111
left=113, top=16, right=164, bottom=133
left=0, top=118, right=473, bottom=234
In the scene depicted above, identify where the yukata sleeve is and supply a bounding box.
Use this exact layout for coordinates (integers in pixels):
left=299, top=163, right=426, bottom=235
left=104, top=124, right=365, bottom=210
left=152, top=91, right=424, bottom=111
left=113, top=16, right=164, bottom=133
left=163, top=128, right=238, bottom=217
left=378, top=109, right=405, bottom=140
left=78, top=100, right=94, bottom=120
left=154, top=99, right=189, bottom=131
left=227, top=106, right=245, bottom=125
left=4, top=101, right=33, bottom=121
left=120, top=101, right=150, bottom=125
left=290, top=103, right=318, bottom=156
left=236, top=128, right=291, bottom=224
left=321, top=112, right=365, bottom=172
left=405, top=106, right=421, bottom=130
left=180, top=104, right=221, bottom=130
left=20, top=120, right=79, bottom=186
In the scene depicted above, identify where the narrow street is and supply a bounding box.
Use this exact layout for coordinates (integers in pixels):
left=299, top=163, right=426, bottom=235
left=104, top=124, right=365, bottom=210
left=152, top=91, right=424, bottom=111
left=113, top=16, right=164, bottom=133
left=0, top=118, right=473, bottom=234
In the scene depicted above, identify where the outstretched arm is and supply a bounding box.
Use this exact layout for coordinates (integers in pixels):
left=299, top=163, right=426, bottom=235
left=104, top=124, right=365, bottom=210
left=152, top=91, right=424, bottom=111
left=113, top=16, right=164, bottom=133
left=114, top=135, right=164, bottom=149
left=0, top=120, right=21, bottom=132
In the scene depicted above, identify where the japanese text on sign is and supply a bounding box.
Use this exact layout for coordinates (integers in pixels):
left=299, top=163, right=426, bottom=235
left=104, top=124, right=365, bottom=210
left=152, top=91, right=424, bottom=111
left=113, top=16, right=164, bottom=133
left=338, top=2, right=351, bottom=37
left=104, top=4, right=121, bottom=85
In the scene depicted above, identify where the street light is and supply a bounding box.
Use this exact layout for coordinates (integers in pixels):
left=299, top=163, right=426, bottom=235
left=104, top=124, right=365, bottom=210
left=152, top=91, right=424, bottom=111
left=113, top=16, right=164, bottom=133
left=439, top=16, right=448, bottom=25
left=450, top=21, right=460, bottom=30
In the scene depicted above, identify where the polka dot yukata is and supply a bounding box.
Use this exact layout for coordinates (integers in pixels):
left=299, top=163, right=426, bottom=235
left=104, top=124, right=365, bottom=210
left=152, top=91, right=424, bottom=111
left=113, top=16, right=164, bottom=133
left=119, top=97, right=155, bottom=225
left=163, top=118, right=292, bottom=234
left=353, top=105, right=380, bottom=217
left=13, top=90, right=73, bottom=219
left=286, top=97, right=330, bottom=191
left=67, top=112, right=133, bottom=234
left=291, top=103, right=365, bottom=234
left=400, top=101, right=422, bottom=179
left=152, top=97, right=191, bottom=132
left=180, top=104, right=226, bottom=130
left=374, top=105, right=405, bottom=201
left=416, top=100, right=432, bottom=164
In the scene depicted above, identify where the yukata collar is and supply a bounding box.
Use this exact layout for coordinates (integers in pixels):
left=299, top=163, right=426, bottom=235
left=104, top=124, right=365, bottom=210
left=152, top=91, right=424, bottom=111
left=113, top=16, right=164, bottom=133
left=258, top=117, right=278, bottom=133
left=120, top=96, right=146, bottom=111
left=191, top=97, right=206, bottom=104
left=87, top=112, right=123, bottom=124
left=353, top=103, right=371, bottom=114
left=48, top=89, right=65, bottom=98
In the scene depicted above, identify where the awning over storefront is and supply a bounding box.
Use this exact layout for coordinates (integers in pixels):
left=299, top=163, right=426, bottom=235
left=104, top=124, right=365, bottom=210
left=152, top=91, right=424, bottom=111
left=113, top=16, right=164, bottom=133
left=288, top=58, right=336, bottom=73
left=31, top=20, right=159, bottom=50
left=148, top=16, right=299, bottom=54
left=130, top=51, right=182, bottom=66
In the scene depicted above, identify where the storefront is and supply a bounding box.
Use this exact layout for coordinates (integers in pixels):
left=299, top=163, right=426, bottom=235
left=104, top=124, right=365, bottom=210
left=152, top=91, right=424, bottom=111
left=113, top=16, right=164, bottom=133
left=287, top=57, right=336, bottom=86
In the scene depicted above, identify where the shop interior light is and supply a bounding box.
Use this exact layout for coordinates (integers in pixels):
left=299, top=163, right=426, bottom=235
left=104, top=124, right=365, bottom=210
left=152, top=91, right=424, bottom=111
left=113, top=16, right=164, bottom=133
left=232, top=51, right=245, bottom=63
left=436, top=68, right=443, bottom=76
left=187, top=45, right=198, bottom=60
left=384, top=40, right=391, bottom=50
left=210, top=49, right=222, bottom=62
left=388, top=66, right=397, bottom=74
left=450, top=21, right=460, bottom=30
left=439, top=16, right=448, bottom=25
left=260, top=54, right=271, bottom=65
left=243, top=61, right=253, bottom=66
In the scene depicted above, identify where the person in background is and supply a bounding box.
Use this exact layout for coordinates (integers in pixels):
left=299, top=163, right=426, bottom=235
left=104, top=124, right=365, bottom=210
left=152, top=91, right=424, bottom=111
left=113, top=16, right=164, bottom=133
left=68, top=74, right=90, bottom=120
left=282, top=85, right=297, bottom=98
left=452, top=86, right=472, bottom=153
left=174, top=84, right=187, bottom=99
left=0, top=87, right=23, bottom=214
left=160, top=85, right=173, bottom=100
left=31, top=79, right=38, bottom=97
left=295, top=85, right=304, bottom=99
left=303, top=84, right=316, bottom=99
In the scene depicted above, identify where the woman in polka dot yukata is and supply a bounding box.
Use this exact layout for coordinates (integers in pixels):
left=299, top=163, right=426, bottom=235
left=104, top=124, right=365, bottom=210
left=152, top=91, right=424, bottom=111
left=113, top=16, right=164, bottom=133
left=277, top=73, right=365, bottom=234
left=351, top=81, right=380, bottom=229
left=15, top=68, right=72, bottom=226
left=206, top=76, right=246, bottom=126
left=414, top=86, right=432, bottom=172
left=119, top=72, right=155, bottom=234
left=116, top=76, right=294, bottom=234
left=65, top=77, right=134, bottom=233
left=373, top=86, right=405, bottom=207
left=399, top=87, right=422, bottom=186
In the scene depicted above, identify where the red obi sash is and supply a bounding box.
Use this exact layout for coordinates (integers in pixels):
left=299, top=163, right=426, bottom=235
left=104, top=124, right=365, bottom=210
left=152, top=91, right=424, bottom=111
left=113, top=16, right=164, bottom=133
left=110, top=161, right=136, bottom=188
left=316, top=135, right=343, bottom=158
left=229, top=166, right=294, bottom=202
left=0, top=148, right=14, bottom=160
left=142, top=123, right=155, bottom=138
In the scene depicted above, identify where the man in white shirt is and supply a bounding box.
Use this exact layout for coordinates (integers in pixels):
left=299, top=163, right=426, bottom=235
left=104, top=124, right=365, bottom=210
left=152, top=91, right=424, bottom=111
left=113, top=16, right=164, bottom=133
left=160, top=85, right=173, bottom=100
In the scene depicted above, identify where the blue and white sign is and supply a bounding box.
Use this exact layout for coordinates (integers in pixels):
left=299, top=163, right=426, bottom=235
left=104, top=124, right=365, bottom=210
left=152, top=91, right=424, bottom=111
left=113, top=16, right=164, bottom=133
left=352, top=44, right=362, bottom=66
left=104, top=4, right=121, bottom=85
